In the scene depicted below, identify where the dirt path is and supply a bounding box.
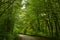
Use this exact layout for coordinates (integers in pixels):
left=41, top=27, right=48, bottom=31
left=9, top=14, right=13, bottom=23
left=18, top=34, right=55, bottom=40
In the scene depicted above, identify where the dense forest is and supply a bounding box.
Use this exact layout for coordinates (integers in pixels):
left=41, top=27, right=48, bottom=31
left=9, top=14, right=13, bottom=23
left=0, top=0, right=60, bottom=40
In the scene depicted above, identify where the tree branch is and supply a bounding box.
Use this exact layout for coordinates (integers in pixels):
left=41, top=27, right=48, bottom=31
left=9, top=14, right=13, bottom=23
left=0, top=0, right=16, bottom=17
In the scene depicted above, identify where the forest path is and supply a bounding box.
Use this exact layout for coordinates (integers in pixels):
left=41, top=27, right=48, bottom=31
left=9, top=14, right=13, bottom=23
left=18, top=34, right=54, bottom=40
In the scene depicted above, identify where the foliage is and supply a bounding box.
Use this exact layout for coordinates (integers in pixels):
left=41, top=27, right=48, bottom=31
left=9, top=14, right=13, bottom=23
left=0, top=0, right=22, bottom=40
left=14, top=0, right=60, bottom=39
left=0, top=0, right=60, bottom=40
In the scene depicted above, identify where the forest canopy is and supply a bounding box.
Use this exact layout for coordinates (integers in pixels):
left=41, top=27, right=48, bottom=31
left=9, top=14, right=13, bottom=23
left=0, top=0, right=60, bottom=40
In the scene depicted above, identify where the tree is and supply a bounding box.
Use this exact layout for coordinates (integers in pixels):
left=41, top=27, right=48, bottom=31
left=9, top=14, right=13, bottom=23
left=0, top=0, right=22, bottom=40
